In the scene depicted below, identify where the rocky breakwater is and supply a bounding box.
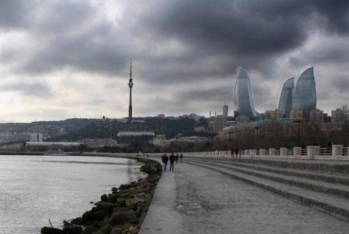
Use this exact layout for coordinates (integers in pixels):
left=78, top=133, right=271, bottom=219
left=41, top=159, right=162, bottom=234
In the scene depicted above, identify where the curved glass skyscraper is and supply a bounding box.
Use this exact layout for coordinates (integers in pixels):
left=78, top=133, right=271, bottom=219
left=292, top=67, right=316, bottom=113
left=233, top=67, right=256, bottom=118
left=278, top=77, right=294, bottom=117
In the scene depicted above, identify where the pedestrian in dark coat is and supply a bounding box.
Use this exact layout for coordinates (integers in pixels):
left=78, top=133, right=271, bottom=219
left=161, top=154, right=169, bottom=171
left=175, top=154, right=179, bottom=163
left=234, top=148, right=239, bottom=158
left=180, top=154, right=183, bottom=162
left=169, top=153, right=176, bottom=171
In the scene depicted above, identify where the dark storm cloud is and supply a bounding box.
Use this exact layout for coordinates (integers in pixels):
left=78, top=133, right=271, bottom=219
left=146, top=0, right=305, bottom=57
left=289, top=39, right=349, bottom=67
left=20, top=21, right=128, bottom=76
left=237, top=0, right=349, bottom=34
left=333, top=77, right=349, bottom=93
left=0, top=0, right=27, bottom=29
left=176, top=86, right=232, bottom=103
left=0, top=1, right=130, bottom=76
left=0, top=82, right=53, bottom=98
left=2, top=0, right=349, bottom=87
left=135, top=0, right=349, bottom=83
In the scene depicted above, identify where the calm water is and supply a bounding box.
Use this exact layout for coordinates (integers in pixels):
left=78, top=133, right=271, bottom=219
left=0, top=155, right=144, bottom=234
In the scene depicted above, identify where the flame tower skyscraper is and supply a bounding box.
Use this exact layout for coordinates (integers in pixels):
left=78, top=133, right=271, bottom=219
left=233, top=67, right=256, bottom=119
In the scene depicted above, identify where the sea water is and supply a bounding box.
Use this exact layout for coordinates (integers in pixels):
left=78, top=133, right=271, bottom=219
left=0, top=155, right=144, bottom=234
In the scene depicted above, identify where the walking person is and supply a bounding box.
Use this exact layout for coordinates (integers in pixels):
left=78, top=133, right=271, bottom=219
left=161, top=153, right=169, bottom=172
left=169, top=153, right=176, bottom=171
left=175, top=154, right=179, bottom=164
left=238, top=148, right=242, bottom=158
left=234, top=148, right=239, bottom=159
left=180, top=154, right=183, bottom=163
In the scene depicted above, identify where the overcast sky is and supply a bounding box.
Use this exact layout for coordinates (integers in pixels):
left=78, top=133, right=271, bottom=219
left=0, top=0, right=348, bottom=122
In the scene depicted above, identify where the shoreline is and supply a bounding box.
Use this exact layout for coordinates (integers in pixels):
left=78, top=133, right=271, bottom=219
left=41, top=158, right=162, bottom=234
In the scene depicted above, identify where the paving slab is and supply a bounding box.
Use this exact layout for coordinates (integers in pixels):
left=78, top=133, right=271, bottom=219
left=141, top=159, right=349, bottom=234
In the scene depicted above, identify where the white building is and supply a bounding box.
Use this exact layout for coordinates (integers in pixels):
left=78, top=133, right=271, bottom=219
left=29, top=133, right=43, bottom=142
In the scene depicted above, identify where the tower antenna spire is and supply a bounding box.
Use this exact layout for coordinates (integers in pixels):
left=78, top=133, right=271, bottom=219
left=130, top=59, right=132, bottom=80
left=128, top=59, right=134, bottom=122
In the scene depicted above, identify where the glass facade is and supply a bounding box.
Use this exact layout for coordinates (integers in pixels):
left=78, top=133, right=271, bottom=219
left=292, top=67, right=316, bottom=113
left=233, top=67, right=256, bottom=118
left=278, top=77, right=294, bottom=117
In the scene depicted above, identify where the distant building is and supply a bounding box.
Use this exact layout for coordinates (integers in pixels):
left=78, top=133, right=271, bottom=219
left=266, top=109, right=283, bottom=120
left=292, top=67, right=317, bottom=114
left=278, top=77, right=294, bottom=117
left=117, top=131, right=155, bottom=144
left=223, top=104, right=228, bottom=118
left=233, top=67, right=257, bottom=119
left=290, top=110, right=304, bottom=120
left=29, top=133, right=43, bottom=142
left=236, top=115, right=250, bottom=124
left=26, top=142, right=81, bottom=150
left=331, top=109, right=344, bottom=123
left=163, top=136, right=209, bottom=146
left=309, top=109, right=323, bottom=123
left=151, top=135, right=166, bottom=147
left=117, top=131, right=155, bottom=137
left=213, top=115, right=227, bottom=133
left=78, top=138, right=117, bottom=148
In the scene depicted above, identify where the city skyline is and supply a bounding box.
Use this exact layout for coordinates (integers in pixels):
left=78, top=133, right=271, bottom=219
left=0, top=1, right=348, bottom=122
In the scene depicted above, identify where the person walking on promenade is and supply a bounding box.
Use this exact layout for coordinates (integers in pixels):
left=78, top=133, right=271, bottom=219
left=234, top=148, right=239, bottom=158
left=161, top=154, right=169, bottom=171
left=180, top=154, right=183, bottom=162
left=175, top=154, right=179, bottom=164
left=169, top=153, right=176, bottom=171
left=230, top=148, right=234, bottom=158
left=238, top=148, right=242, bottom=158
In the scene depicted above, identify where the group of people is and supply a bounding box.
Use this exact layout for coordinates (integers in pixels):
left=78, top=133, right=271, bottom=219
left=161, top=153, right=183, bottom=172
left=230, top=148, right=242, bottom=158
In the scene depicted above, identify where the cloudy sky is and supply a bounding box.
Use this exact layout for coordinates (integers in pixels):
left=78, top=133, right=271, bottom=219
left=0, top=0, right=348, bottom=122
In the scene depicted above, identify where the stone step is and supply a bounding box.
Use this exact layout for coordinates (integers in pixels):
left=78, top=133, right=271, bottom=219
left=187, top=158, right=349, bottom=186
left=187, top=159, right=349, bottom=199
left=187, top=161, right=349, bottom=220
left=190, top=157, right=349, bottom=175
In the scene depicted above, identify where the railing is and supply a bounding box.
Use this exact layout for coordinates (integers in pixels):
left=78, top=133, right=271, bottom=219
left=84, top=145, right=349, bottom=161
left=164, top=145, right=349, bottom=161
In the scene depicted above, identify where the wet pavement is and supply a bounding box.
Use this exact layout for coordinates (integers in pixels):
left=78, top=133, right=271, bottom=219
left=140, top=159, right=349, bottom=234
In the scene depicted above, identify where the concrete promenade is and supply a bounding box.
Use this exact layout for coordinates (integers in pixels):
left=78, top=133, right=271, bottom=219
left=139, top=157, right=349, bottom=234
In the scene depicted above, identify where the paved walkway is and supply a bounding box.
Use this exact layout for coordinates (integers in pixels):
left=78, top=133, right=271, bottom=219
left=139, top=158, right=349, bottom=234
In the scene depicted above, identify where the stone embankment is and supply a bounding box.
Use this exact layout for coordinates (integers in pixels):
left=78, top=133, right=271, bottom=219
left=41, top=159, right=162, bottom=234
left=186, top=157, right=349, bottom=220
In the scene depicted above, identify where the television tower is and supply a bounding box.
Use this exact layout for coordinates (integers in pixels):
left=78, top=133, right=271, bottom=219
left=128, top=59, right=134, bottom=121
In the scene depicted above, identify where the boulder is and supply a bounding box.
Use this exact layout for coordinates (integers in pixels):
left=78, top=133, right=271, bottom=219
left=118, top=199, right=127, bottom=208
left=41, top=227, right=63, bottom=234
left=100, top=194, right=108, bottom=202
left=110, top=227, right=122, bottom=234
left=108, top=194, right=118, bottom=203
left=93, top=210, right=105, bottom=221
left=110, top=211, right=137, bottom=225
left=95, top=202, right=118, bottom=214
left=83, top=226, right=98, bottom=234
left=99, top=224, right=112, bottom=233
left=62, top=226, right=82, bottom=234
left=70, top=217, right=82, bottom=225
left=82, top=211, right=93, bottom=221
